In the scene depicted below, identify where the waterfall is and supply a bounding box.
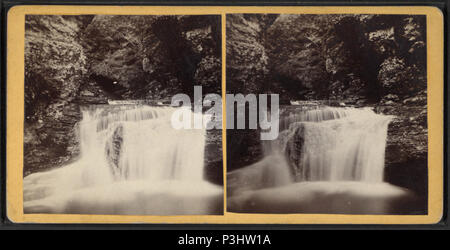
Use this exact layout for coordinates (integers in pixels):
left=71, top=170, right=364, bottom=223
left=80, top=105, right=206, bottom=182
left=229, top=106, right=393, bottom=197
left=268, top=107, right=393, bottom=182
left=227, top=106, right=418, bottom=214
left=24, top=104, right=222, bottom=215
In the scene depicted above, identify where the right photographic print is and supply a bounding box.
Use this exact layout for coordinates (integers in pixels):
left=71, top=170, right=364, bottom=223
left=226, top=14, right=428, bottom=215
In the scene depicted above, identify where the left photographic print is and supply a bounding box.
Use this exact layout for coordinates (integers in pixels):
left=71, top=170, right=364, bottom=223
left=23, top=15, right=224, bottom=215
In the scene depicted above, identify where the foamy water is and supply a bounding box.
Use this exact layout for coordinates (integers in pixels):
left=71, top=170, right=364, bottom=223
left=266, top=107, right=393, bottom=182
left=24, top=105, right=222, bottom=215
left=228, top=181, right=415, bottom=214
left=228, top=106, right=418, bottom=214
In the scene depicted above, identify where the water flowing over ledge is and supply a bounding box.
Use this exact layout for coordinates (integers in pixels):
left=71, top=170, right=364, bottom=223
left=24, top=104, right=223, bottom=215
left=228, top=106, right=421, bottom=214
left=273, top=107, right=393, bottom=182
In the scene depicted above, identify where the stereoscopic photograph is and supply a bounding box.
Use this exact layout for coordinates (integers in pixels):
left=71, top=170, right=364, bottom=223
left=226, top=14, right=428, bottom=215
left=23, top=15, right=224, bottom=215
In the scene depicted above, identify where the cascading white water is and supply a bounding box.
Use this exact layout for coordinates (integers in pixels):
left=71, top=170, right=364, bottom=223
left=24, top=104, right=222, bottom=215
left=81, top=105, right=206, bottom=182
left=272, top=107, right=393, bottom=182
left=227, top=106, right=415, bottom=214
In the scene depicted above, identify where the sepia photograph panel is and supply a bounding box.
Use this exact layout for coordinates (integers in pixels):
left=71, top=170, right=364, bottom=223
left=23, top=14, right=224, bottom=215
left=226, top=14, right=428, bottom=215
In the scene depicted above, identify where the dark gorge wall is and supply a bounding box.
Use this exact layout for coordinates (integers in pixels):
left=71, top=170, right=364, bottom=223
left=227, top=14, right=427, bottom=103
left=226, top=14, right=428, bottom=197
left=24, top=15, right=222, bottom=176
left=83, top=15, right=221, bottom=100
left=226, top=14, right=277, bottom=94
left=226, top=13, right=427, bottom=99
left=24, top=16, right=90, bottom=175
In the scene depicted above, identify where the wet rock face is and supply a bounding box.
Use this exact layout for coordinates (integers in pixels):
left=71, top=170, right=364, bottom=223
left=105, top=125, right=124, bottom=179
left=25, top=16, right=88, bottom=121
left=24, top=103, right=83, bottom=176
left=226, top=128, right=263, bottom=172
left=283, top=124, right=305, bottom=179
left=24, top=16, right=91, bottom=175
left=204, top=129, right=224, bottom=185
left=376, top=92, right=428, bottom=196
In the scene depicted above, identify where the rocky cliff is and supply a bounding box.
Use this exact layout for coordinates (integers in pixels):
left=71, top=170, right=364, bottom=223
left=226, top=14, right=277, bottom=94
left=83, top=15, right=221, bottom=99
left=24, top=16, right=91, bottom=175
